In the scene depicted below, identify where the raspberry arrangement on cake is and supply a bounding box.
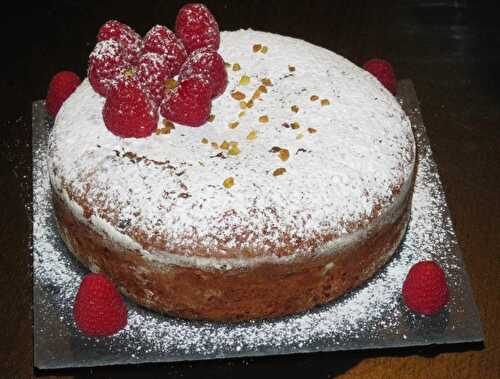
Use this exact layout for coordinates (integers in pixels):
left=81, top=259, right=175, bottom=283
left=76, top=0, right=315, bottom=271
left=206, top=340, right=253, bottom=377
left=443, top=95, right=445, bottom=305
left=47, top=4, right=416, bottom=322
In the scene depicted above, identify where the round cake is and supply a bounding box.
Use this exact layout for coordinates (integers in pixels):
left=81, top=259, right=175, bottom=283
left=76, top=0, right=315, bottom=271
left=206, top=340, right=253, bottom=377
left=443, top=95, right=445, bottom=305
left=48, top=29, right=416, bottom=321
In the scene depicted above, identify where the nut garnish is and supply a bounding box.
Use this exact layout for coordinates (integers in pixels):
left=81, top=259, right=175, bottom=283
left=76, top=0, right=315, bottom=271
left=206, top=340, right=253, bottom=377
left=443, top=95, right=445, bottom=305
left=220, top=140, right=230, bottom=150
left=165, top=79, right=178, bottom=90
left=247, top=130, right=257, bottom=140
left=223, top=177, right=235, bottom=188
left=232, top=63, right=241, bottom=71
left=296, top=133, right=304, bottom=140
left=208, top=114, right=215, bottom=122
left=251, top=90, right=261, bottom=101
left=258, top=85, right=267, bottom=93
left=253, top=44, right=262, bottom=53
left=239, top=101, right=247, bottom=109
left=291, top=122, right=300, bottom=129
left=261, top=46, right=268, bottom=54
left=310, top=95, right=319, bottom=101
left=228, top=145, right=240, bottom=155
left=307, top=127, right=317, bottom=134
left=246, top=100, right=254, bottom=108
left=279, top=148, right=290, bottom=161
left=201, top=138, right=208, bottom=144
left=211, top=142, right=219, bottom=149
left=123, top=67, right=135, bottom=78
left=288, top=65, right=296, bottom=72
left=273, top=167, right=287, bottom=176
left=155, top=120, right=175, bottom=135
left=238, top=111, right=246, bottom=118
left=259, top=115, right=269, bottom=123
left=321, top=99, right=330, bottom=106
left=261, top=78, right=273, bottom=86
left=229, top=121, right=239, bottom=129
left=231, top=91, right=246, bottom=100
left=291, top=105, right=299, bottom=113
left=239, top=75, right=251, bottom=85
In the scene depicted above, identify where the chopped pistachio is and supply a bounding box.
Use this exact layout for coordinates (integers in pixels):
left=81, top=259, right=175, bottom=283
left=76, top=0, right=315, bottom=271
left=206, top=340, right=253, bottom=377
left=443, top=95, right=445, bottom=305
left=223, top=177, right=235, bottom=188
left=239, top=75, right=251, bottom=85
left=231, top=91, right=246, bottom=100
left=273, top=167, right=287, bottom=176
left=279, top=149, right=290, bottom=161
left=247, top=130, right=257, bottom=140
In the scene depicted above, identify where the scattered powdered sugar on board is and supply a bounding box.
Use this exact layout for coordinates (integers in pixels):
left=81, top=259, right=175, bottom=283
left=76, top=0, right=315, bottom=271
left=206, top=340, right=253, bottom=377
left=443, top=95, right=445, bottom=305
left=33, top=86, right=467, bottom=363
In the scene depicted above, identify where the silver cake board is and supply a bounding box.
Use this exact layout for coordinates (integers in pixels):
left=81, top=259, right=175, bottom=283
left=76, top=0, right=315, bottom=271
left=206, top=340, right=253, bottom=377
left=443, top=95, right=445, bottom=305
left=32, top=80, right=483, bottom=369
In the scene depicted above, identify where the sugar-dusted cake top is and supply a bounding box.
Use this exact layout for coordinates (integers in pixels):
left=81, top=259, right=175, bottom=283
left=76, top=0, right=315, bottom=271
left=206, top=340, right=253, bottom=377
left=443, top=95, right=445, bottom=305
left=49, top=29, right=415, bottom=262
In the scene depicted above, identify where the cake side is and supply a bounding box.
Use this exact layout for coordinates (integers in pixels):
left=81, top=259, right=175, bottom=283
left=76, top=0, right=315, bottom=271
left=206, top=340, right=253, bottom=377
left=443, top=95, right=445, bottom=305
left=48, top=29, right=415, bottom=267
left=52, top=186, right=412, bottom=321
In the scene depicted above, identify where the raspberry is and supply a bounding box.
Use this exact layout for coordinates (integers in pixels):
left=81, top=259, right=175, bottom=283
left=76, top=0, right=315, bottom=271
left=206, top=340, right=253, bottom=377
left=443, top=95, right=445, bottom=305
left=135, top=52, right=177, bottom=106
left=402, top=261, right=449, bottom=315
left=46, top=71, right=81, bottom=117
left=103, top=79, right=158, bottom=138
left=175, top=3, right=220, bottom=54
left=97, top=20, right=142, bottom=64
left=73, top=273, right=127, bottom=337
left=88, top=39, right=129, bottom=97
left=362, top=58, right=397, bottom=95
left=142, top=25, right=187, bottom=75
left=160, top=76, right=211, bottom=127
left=179, top=47, right=227, bottom=98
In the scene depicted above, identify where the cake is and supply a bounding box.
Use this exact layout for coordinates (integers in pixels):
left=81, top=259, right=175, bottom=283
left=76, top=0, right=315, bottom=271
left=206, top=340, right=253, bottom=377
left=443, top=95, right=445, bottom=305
left=48, top=29, right=416, bottom=322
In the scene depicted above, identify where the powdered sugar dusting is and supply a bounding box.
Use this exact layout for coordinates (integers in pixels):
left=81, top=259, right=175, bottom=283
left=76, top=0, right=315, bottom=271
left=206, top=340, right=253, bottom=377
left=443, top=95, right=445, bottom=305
left=49, top=30, right=415, bottom=262
left=33, top=83, right=470, bottom=362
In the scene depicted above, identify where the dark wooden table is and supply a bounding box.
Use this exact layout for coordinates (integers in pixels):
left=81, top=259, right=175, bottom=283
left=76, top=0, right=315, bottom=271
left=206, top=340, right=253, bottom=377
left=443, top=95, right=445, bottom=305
left=3, top=1, right=498, bottom=377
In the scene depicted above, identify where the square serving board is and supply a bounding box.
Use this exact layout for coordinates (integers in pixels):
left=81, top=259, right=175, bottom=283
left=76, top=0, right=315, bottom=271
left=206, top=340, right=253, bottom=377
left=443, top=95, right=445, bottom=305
left=32, top=80, right=483, bottom=369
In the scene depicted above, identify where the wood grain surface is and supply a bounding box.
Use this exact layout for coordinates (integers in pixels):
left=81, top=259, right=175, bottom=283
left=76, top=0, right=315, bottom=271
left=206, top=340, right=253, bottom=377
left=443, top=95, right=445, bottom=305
left=2, top=1, right=498, bottom=378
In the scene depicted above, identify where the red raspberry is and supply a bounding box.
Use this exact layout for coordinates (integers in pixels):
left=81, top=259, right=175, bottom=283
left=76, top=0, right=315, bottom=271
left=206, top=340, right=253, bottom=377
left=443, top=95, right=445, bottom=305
left=175, top=3, right=220, bottom=54
left=160, top=76, right=211, bottom=127
left=88, top=39, right=129, bottom=97
left=363, top=58, right=397, bottom=95
left=142, top=25, right=187, bottom=75
left=97, top=20, right=142, bottom=64
left=103, top=79, right=158, bottom=138
left=402, top=261, right=449, bottom=316
left=73, top=273, right=127, bottom=337
left=179, top=47, right=227, bottom=98
left=46, top=71, right=81, bottom=117
left=135, top=52, right=176, bottom=106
